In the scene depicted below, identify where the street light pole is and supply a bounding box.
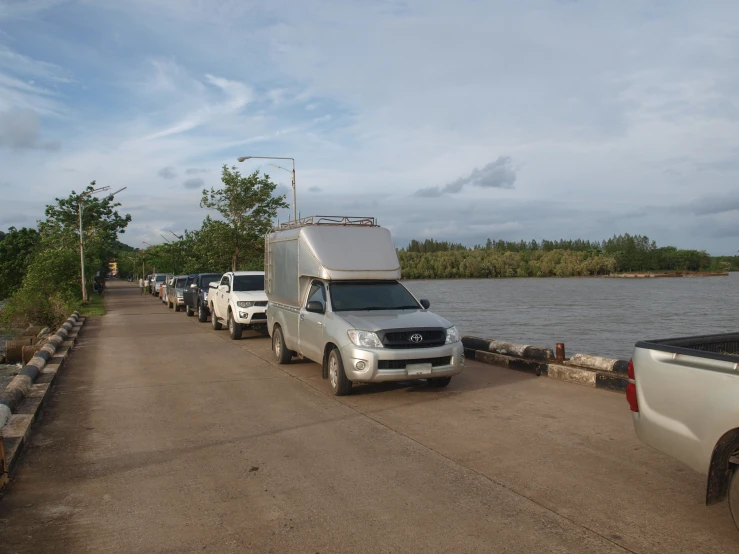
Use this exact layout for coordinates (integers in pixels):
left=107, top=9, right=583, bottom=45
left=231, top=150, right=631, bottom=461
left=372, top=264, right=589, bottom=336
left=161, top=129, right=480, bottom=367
left=237, top=155, right=297, bottom=221
left=79, top=199, right=87, bottom=302
left=78, top=186, right=127, bottom=302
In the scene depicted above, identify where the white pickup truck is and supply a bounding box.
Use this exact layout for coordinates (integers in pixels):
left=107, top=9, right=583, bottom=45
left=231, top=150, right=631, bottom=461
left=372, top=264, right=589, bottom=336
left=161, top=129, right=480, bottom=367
left=208, top=271, right=268, bottom=340
left=630, top=332, right=739, bottom=529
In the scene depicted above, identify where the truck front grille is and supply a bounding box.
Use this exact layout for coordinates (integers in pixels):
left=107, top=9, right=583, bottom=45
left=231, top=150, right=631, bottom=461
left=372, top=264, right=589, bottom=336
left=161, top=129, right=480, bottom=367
left=378, top=356, right=452, bottom=370
left=380, top=328, right=446, bottom=349
left=254, top=301, right=268, bottom=307
left=251, top=313, right=267, bottom=320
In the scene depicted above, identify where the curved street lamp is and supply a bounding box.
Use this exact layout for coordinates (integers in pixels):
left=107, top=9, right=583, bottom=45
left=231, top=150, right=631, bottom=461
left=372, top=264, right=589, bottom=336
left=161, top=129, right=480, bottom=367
left=237, top=155, right=297, bottom=221
left=78, top=186, right=126, bottom=302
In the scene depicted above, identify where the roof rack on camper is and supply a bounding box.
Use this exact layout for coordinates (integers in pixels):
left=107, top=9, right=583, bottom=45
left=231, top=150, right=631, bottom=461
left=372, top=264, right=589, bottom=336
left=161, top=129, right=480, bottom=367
left=272, top=215, right=377, bottom=232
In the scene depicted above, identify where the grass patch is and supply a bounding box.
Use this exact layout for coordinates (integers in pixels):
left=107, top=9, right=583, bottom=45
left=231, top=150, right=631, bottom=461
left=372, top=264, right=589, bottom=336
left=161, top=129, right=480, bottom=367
left=78, top=293, right=105, bottom=317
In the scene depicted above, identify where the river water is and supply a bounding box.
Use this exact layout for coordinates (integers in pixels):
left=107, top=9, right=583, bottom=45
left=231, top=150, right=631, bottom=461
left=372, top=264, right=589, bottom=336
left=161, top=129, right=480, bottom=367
left=404, top=273, right=739, bottom=360
left=1, top=276, right=735, bottom=364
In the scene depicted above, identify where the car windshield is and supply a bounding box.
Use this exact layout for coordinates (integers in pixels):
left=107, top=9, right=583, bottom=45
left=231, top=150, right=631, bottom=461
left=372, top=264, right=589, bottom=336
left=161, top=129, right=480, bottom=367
left=233, top=275, right=264, bottom=292
left=329, top=281, right=420, bottom=311
left=199, top=274, right=222, bottom=288
left=175, top=278, right=187, bottom=288
left=155, top=275, right=166, bottom=282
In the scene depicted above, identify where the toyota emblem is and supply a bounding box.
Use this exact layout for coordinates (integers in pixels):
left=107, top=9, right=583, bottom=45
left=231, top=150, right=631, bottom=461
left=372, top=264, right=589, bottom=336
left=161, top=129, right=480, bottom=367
left=409, top=333, right=423, bottom=343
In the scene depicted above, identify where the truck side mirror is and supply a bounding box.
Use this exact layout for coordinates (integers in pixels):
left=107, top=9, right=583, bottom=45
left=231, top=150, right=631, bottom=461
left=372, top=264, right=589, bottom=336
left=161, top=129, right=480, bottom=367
left=306, top=301, right=325, bottom=314
left=420, top=299, right=430, bottom=309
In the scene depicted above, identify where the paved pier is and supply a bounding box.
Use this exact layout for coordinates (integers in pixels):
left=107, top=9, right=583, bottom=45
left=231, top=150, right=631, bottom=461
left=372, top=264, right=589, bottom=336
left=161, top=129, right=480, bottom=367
left=0, top=280, right=737, bottom=553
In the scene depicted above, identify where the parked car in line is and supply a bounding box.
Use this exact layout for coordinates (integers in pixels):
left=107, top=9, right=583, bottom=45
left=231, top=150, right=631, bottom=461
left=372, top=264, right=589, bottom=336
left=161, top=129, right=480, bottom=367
left=265, top=216, right=464, bottom=396
left=208, top=271, right=268, bottom=340
left=166, top=275, right=190, bottom=312
left=629, top=332, right=739, bottom=530
left=151, top=273, right=168, bottom=296
left=183, top=272, right=223, bottom=320
left=161, top=275, right=173, bottom=304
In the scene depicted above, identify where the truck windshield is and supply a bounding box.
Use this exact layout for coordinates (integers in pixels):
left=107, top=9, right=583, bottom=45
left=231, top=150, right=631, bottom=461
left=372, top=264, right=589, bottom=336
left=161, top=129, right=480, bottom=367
left=175, top=278, right=187, bottom=288
left=330, top=281, right=420, bottom=311
left=155, top=275, right=166, bottom=282
left=233, top=275, right=264, bottom=291
left=199, top=274, right=222, bottom=288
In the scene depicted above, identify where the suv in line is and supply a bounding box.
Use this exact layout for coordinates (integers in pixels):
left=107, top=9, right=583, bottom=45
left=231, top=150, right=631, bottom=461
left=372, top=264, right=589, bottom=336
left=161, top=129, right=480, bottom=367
left=151, top=273, right=168, bottom=296
left=183, top=273, right=223, bottom=321
left=209, top=271, right=268, bottom=340
left=166, top=275, right=189, bottom=312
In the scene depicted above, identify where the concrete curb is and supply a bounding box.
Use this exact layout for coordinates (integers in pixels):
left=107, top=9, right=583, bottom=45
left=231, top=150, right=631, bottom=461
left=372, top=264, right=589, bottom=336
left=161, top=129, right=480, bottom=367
left=0, top=315, right=84, bottom=480
left=0, top=312, right=81, bottom=430
left=463, top=336, right=554, bottom=361
left=465, top=348, right=629, bottom=393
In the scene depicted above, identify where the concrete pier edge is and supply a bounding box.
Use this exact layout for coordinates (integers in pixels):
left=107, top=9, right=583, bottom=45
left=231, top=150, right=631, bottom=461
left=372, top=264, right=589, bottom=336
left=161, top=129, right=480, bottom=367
left=462, top=336, right=629, bottom=393
left=0, top=312, right=84, bottom=478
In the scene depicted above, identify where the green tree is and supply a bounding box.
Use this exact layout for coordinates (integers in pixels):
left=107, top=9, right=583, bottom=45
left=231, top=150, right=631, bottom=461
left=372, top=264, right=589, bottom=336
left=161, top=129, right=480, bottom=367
left=2, top=183, right=131, bottom=329
left=0, top=227, right=40, bottom=298
left=200, top=166, right=288, bottom=271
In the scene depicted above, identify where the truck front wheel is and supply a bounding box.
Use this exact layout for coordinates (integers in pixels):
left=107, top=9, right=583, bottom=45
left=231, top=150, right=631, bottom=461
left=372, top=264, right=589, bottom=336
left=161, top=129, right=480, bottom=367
left=328, top=348, right=352, bottom=396
left=211, top=305, right=223, bottom=330
left=228, top=310, right=242, bottom=340
left=272, top=326, right=292, bottom=365
left=186, top=305, right=194, bottom=317
left=729, top=459, right=739, bottom=530
left=198, top=302, right=208, bottom=322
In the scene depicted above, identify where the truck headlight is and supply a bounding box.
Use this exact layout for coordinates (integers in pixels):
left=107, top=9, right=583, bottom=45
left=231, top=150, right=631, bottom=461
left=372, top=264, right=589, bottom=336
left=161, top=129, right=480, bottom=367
left=445, top=326, right=460, bottom=344
left=237, top=301, right=254, bottom=308
left=347, top=329, right=383, bottom=348
left=203, top=292, right=208, bottom=301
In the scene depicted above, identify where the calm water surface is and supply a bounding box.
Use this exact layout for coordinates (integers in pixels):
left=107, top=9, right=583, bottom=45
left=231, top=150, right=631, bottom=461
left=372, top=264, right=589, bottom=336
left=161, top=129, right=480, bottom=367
left=1, top=277, right=736, bottom=364
left=404, top=273, right=739, bottom=360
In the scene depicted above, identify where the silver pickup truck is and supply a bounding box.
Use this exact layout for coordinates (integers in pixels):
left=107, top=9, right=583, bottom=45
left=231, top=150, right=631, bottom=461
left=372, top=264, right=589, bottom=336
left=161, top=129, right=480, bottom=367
left=265, top=216, right=464, bottom=396
left=630, top=333, right=739, bottom=529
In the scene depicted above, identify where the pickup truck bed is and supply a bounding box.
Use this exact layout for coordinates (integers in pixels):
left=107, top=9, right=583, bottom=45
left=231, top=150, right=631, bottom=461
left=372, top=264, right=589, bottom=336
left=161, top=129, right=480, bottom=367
left=631, top=331, right=739, bottom=529
left=635, top=333, right=739, bottom=363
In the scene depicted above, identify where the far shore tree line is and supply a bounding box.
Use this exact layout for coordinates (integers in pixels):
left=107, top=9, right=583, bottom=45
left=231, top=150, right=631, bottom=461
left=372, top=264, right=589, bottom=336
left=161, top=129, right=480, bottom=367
left=398, top=236, right=739, bottom=279
left=1, top=164, right=737, bottom=327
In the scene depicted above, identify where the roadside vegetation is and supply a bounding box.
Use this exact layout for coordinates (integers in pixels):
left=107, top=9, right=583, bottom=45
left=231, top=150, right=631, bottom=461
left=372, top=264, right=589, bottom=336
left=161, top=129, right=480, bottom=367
left=0, top=182, right=131, bottom=329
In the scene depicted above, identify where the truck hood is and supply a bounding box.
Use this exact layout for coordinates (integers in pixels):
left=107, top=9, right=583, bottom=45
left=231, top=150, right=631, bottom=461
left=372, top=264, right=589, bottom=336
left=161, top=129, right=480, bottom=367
left=337, top=309, right=452, bottom=332
left=231, top=290, right=268, bottom=302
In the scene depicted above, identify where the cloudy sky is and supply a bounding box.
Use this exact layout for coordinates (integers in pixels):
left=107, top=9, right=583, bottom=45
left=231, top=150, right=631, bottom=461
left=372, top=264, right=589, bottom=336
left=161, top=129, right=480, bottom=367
left=0, top=0, right=738, bottom=254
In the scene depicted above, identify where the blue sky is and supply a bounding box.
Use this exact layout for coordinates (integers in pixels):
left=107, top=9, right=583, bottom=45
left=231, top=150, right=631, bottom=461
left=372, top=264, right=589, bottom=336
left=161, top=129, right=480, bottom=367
left=1, top=0, right=738, bottom=254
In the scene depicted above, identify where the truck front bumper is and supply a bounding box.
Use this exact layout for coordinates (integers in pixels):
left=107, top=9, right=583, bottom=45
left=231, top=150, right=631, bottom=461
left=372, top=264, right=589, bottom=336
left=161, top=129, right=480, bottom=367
left=339, top=342, right=464, bottom=382
left=234, top=308, right=268, bottom=326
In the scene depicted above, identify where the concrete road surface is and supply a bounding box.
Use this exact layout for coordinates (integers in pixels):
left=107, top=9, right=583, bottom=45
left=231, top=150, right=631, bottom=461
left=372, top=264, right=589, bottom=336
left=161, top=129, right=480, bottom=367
left=0, top=281, right=737, bottom=553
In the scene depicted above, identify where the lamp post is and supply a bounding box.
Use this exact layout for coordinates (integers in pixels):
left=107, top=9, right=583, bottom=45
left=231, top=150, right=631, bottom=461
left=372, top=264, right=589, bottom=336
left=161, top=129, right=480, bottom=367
left=78, top=186, right=126, bottom=302
left=237, top=155, right=296, bottom=221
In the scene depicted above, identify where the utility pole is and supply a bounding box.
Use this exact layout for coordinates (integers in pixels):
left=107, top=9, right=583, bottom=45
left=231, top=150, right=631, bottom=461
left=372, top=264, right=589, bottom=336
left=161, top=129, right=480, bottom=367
left=79, top=199, right=87, bottom=302
left=78, top=186, right=127, bottom=302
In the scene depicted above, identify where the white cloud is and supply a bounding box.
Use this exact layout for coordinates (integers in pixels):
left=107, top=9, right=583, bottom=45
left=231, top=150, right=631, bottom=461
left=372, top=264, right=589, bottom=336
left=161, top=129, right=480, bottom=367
left=1, top=0, right=739, bottom=253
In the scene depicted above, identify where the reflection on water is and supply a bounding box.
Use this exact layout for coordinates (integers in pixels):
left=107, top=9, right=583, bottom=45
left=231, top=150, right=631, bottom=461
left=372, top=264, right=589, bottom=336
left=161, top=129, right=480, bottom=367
left=404, top=272, right=739, bottom=359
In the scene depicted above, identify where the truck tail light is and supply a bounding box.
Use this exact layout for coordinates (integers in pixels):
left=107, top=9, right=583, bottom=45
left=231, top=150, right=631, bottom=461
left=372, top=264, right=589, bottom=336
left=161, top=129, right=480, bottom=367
left=626, top=358, right=639, bottom=412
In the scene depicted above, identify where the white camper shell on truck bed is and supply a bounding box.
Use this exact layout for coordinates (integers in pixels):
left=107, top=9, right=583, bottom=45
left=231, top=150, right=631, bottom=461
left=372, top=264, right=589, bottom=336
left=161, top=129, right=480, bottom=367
left=265, top=216, right=464, bottom=396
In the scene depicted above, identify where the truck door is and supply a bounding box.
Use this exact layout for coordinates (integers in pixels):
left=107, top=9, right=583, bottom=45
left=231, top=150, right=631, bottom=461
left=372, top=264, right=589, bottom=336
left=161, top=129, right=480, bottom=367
left=216, top=274, right=231, bottom=318
left=183, top=276, right=197, bottom=308
left=299, top=280, right=326, bottom=362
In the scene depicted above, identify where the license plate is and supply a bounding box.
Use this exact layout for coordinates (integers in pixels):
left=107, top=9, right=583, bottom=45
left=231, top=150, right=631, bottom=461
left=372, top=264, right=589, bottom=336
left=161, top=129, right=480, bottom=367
left=406, top=363, right=432, bottom=376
